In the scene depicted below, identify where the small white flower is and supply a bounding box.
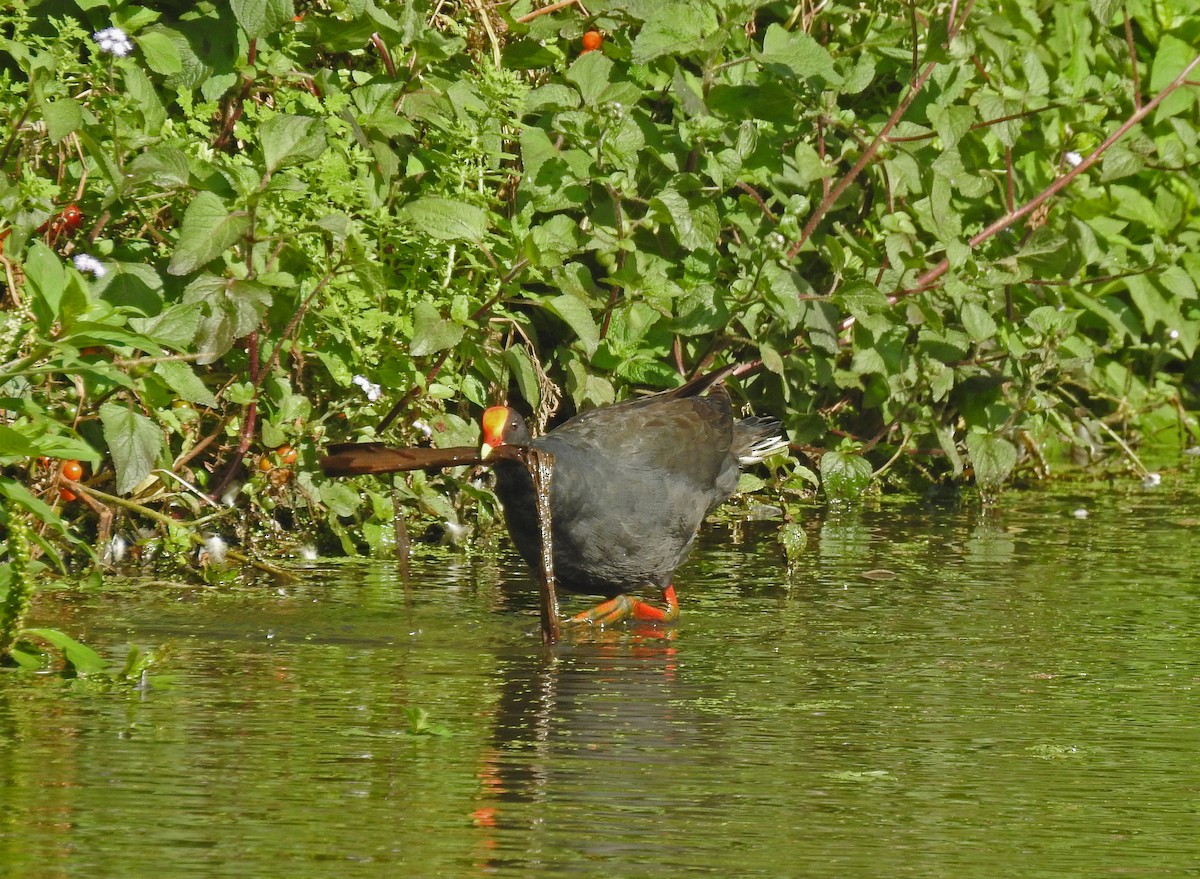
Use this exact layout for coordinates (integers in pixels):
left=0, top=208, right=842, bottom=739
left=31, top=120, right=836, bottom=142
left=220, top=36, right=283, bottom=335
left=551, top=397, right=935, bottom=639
left=1064, top=151, right=1083, bottom=167
left=201, top=534, right=228, bottom=565
left=353, top=374, right=382, bottom=402
left=297, top=545, right=319, bottom=561
left=102, top=535, right=128, bottom=564
left=220, top=482, right=243, bottom=507
left=1071, top=508, right=1088, bottom=519
left=412, top=419, right=433, bottom=440
left=1168, top=328, right=1180, bottom=340
left=72, top=253, right=107, bottom=278
left=92, top=27, right=134, bottom=57
left=440, top=521, right=468, bottom=545
left=1142, top=472, right=1161, bottom=489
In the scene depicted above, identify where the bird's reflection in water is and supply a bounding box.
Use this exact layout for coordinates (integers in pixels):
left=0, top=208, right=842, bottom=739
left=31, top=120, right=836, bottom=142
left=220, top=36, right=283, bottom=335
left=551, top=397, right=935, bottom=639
left=471, top=626, right=714, bottom=871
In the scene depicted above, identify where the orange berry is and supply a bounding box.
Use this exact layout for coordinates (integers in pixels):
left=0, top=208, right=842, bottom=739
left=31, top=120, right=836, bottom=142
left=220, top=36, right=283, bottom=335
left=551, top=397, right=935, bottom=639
left=59, top=488, right=77, bottom=502
left=61, top=460, right=83, bottom=481
left=581, top=31, right=603, bottom=52
left=258, top=456, right=274, bottom=472
left=277, top=444, right=298, bottom=464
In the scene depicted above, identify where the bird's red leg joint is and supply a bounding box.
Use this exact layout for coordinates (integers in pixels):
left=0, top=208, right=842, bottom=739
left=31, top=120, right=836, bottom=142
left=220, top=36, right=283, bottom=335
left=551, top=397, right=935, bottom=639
left=631, top=583, right=679, bottom=623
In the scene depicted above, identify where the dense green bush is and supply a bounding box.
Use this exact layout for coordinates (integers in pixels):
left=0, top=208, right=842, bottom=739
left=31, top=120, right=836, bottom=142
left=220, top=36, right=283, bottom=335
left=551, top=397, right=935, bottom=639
left=1, top=0, right=1199, bottom=601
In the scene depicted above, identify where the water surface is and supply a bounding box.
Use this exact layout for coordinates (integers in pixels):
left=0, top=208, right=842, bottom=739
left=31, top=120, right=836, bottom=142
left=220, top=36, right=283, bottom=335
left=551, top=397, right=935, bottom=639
left=2, top=482, right=1199, bottom=877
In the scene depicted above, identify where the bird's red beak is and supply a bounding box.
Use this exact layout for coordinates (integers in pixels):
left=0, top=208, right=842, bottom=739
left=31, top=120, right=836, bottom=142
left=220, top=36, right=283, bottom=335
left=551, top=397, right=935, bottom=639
left=480, top=406, right=510, bottom=460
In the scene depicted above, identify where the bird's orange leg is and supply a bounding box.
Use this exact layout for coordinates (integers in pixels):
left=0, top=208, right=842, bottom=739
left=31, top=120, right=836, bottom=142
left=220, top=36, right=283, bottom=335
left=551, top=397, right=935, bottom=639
left=567, top=584, right=679, bottom=627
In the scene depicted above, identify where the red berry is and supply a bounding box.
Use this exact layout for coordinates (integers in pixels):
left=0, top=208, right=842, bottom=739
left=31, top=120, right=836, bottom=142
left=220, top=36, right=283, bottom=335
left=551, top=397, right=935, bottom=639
left=581, top=31, right=603, bottom=52
left=59, top=488, right=77, bottom=502
left=277, top=444, right=298, bottom=464
left=61, top=204, right=84, bottom=230
left=61, top=460, right=83, bottom=481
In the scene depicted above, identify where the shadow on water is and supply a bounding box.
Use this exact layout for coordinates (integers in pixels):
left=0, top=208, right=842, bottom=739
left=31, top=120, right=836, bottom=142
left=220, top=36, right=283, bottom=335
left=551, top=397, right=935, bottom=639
left=3, top=482, right=1200, bottom=878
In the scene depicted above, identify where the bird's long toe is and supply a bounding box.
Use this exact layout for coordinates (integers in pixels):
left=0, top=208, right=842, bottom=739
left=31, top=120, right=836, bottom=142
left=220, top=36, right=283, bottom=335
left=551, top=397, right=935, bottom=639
left=566, top=584, right=679, bottom=627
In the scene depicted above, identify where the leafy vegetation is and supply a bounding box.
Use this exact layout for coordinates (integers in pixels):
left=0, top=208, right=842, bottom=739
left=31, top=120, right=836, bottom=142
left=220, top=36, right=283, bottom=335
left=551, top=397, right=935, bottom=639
left=2, top=0, right=1199, bottom=626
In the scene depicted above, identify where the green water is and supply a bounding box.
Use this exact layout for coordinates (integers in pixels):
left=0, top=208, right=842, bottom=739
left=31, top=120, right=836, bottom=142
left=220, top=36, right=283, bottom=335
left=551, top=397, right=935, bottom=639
left=2, top=483, right=1199, bottom=877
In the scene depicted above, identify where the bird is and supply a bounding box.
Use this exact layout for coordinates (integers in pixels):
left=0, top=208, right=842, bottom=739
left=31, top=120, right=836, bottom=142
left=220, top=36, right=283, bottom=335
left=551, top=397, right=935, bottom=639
left=480, top=366, right=786, bottom=626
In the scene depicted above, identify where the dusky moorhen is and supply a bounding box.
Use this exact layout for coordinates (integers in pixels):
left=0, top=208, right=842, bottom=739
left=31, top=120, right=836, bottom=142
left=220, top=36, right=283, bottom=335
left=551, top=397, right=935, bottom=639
left=481, top=367, right=785, bottom=626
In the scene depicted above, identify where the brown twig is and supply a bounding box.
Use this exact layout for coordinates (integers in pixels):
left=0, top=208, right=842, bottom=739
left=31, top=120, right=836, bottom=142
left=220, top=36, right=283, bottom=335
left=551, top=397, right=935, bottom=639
left=515, top=0, right=581, bottom=23
left=735, top=181, right=778, bottom=220
left=1123, top=8, right=1142, bottom=110
left=370, top=32, right=397, bottom=79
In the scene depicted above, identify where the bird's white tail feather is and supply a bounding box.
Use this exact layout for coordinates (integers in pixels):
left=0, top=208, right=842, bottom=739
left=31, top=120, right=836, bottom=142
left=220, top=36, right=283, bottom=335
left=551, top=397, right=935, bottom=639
left=736, top=418, right=788, bottom=464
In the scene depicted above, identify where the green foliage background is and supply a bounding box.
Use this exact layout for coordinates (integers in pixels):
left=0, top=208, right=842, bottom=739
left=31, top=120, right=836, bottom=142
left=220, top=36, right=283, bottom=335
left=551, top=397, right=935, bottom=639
left=2, top=0, right=1199, bottom=587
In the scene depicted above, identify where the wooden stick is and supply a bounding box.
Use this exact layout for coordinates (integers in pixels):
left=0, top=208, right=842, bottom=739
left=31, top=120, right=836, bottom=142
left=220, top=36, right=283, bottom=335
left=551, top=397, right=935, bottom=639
left=321, top=441, right=562, bottom=642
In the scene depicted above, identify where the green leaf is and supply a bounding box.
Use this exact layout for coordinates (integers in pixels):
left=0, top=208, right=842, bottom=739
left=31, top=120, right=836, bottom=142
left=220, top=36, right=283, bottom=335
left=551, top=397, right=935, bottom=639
left=1125, top=275, right=1177, bottom=334
left=0, top=425, right=37, bottom=458
left=630, top=3, right=715, bottom=64
left=260, top=113, right=327, bottom=174
left=1089, top=0, right=1119, bottom=23
left=23, top=628, right=109, bottom=675
left=154, top=361, right=217, bottom=407
left=927, top=103, right=975, bottom=148
left=94, top=260, right=165, bottom=316
left=565, top=49, right=614, bottom=106
left=525, top=84, right=579, bottom=114
left=505, top=347, right=541, bottom=411
left=182, top=277, right=271, bottom=364
left=129, top=302, right=203, bottom=351
left=0, top=477, right=71, bottom=534
left=23, top=241, right=66, bottom=331
left=650, top=189, right=718, bottom=252
left=1150, top=35, right=1197, bottom=123
left=397, top=197, right=488, bottom=242
left=1, top=423, right=97, bottom=466
left=127, top=145, right=191, bottom=189
left=100, top=403, right=164, bottom=494
left=124, top=64, right=166, bottom=135
left=544, top=294, right=599, bottom=357
left=1100, top=145, right=1143, bottom=181
left=409, top=301, right=464, bottom=356
left=834, top=279, right=890, bottom=319
left=40, top=97, right=82, bottom=143
left=819, top=451, right=873, bottom=501
left=757, top=24, right=840, bottom=84
left=1025, top=305, right=1073, bottom=336
left=136, top=28, right=183, bottom=74
left=760, top=340, right=786, bottom=381
left=935, top=425, right=964, bottom=476
left=231, top=0, right=295, bottom=39
left=961, top=302, right=998, bottom=341
left=167, top=192, right=250, bottom=275
left=965, top=432, right=1017, bottom=494
left=319, top=481, right=362, bottom=517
